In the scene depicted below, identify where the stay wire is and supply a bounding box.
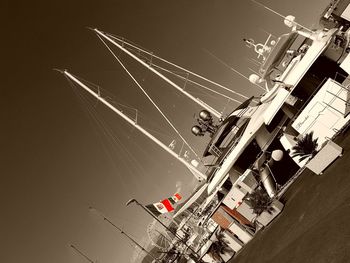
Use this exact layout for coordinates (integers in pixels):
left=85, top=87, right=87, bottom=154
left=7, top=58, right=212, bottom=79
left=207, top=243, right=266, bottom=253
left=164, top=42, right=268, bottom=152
left=97, top=34, right=202, bottom=160
left=68, top=74, right=179, bottom=173
left=66, top=77, right=131, bottom=187
left=106, top=32, right=250, bottom=100
left=68, top=79, right=146, bottom=184
left=71, top=73, right=139, bottom=114
left=151, top=63, right=243, bottom=104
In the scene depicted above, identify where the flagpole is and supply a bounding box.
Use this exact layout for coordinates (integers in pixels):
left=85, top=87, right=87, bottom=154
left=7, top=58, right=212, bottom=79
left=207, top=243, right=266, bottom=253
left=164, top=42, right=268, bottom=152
left=126, top=199, right=172, bottom=233
left=125, top=199, right=201, bottom=261
left=89, top=207, right=160, bottom=263
left=70, top=244, right=96, bottom=263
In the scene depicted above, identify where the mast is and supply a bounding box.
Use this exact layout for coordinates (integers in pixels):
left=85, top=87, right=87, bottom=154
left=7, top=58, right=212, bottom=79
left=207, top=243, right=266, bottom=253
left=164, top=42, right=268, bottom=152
left=93, top=28, right=221, bottom=118
left=62, top=70, right=207, bottom=181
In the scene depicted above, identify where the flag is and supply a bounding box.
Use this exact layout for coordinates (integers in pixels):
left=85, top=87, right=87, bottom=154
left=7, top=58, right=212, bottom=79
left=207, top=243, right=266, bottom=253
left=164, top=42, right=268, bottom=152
left=146, top=199, right=174, bottom=216
left=161, top=198, right=175, bottom=212
left=146, top=193, right=182, bottom=216
left=174, top=193, right=182, bottom=201
left=168, top=193, right=182, bottom=205
left=146, top=202, right=168, bottom=216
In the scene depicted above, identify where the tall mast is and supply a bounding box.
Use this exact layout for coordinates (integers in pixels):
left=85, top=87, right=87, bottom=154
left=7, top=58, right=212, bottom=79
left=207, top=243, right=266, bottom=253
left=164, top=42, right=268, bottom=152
left=93, top=28, right=221, bottom=118
left=62, top=70, right=207, bottom=181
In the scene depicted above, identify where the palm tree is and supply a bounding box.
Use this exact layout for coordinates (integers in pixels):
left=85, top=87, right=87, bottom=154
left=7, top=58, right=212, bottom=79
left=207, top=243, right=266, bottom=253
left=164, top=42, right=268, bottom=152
left=245, top=187, right=273, bottom=216
left=208, top=229, right=234, bottom=262
left=291, top=131, right=319, bottom=162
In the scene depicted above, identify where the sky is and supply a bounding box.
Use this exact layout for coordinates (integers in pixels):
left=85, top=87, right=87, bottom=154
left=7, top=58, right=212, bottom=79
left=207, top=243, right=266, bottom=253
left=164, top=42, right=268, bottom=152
left=2, top=0, right=331, bottom=263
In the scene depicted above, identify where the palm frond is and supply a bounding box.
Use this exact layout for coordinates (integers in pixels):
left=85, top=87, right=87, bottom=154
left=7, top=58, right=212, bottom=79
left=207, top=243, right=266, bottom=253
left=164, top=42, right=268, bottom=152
left=291, top=131, right=318, bottom=162
left=245, top=187, right=272, bottom=215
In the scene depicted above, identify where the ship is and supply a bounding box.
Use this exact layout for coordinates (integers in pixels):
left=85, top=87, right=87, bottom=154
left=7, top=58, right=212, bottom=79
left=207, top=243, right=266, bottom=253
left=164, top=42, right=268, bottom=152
left=193, top=0, right=350, bottom=198
left=184, top=0, right=350, bottom=260
left=60, top=0, right=350, bottom=262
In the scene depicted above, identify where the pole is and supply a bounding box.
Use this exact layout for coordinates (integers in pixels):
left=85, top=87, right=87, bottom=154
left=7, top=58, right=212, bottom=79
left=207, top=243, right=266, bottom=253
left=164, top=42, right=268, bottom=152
left=126, top=199, right=201, bottom=261
left=89, top=207, right=160, bottom=263
left=93, top=28, right=221, bottom=118
left=70, top=244, right=95, bottom=263
left=61, top=70, right=206, bottom=182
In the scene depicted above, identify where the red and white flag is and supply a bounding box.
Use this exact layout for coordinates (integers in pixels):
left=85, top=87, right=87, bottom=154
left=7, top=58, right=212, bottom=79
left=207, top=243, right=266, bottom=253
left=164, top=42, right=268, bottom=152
left=168, top=193, right=182, bottom=205
left=146, top=193, right=181, bottom=216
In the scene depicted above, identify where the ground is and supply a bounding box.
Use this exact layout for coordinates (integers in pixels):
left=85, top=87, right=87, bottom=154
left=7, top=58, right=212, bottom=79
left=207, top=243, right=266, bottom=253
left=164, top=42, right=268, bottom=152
left=231, top=129, right=350, bottom=263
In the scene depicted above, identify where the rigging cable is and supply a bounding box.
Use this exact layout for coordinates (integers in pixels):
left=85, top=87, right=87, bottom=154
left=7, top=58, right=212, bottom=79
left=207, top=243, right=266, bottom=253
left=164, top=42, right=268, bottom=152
left=106, top=32, right=250, bottom=100
left=67, top=74, right=180, bottom=189
left=202, top=48, right=265, bottom=92
left=67, top=76, right=149, bottom=186
left=97, top=34, right=202, bottom=161
left=151, top=64, right=242, bottom=103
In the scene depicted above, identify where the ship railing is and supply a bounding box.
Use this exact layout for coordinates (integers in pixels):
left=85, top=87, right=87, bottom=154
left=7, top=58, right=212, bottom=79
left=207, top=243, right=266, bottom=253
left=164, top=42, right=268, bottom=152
left=324, top=83, right=350, bottom=114
left=290, top=77, right=328, bottom=125
left=290, top=71, right=350, bottom=133
left=291, top=70, right=348, bottom=121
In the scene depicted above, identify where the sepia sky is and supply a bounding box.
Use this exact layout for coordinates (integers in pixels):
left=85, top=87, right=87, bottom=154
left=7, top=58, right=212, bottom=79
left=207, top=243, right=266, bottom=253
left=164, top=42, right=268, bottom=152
left=2, top=0, right=330, bottom=263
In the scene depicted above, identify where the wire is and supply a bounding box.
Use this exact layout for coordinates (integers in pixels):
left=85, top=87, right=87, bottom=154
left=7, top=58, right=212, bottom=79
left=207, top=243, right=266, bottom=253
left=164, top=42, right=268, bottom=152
left=97, top=34, right=202, bottom=160
left=202, top=48, right=265, bottom=92
left=151, top=64, right=243, bottom=103
left=106, top=32, right=250, bottom=99
left=68, top=78, right=148, bottom=186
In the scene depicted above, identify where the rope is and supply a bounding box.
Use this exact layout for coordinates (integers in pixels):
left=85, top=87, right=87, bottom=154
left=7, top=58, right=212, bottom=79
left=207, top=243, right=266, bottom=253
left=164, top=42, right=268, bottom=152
left=152, top=64, right=243, bottom=104
left=251, top=0, right=313, bottom=33
left=71, top=73, right=177, bottom=141
left=106, top=32, right=250, bottom=100
left=202, top=48, right=265, bottom=92
left=70, top=73, right=139, bottom=115
left=68, top=75, right=189, bottom=190
left=97, top=34, right=202, bottom=160
left=68, top=78, right=148, bottom=186
left=67, top=78, right=132, bottom=185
